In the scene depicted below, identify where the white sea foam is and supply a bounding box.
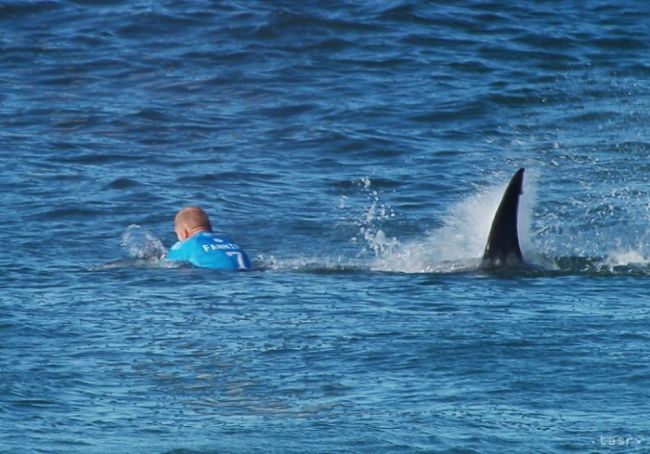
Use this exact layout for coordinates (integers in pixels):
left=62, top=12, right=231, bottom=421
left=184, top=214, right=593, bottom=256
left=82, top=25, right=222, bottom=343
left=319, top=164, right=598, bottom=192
left=600, top=246, right=650, bottom=271
left=255, top=254, right=359, bottom=272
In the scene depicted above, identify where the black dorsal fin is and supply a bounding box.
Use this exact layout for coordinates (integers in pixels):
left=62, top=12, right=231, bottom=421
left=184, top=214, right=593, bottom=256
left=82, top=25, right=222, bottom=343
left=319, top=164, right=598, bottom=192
left=481, top=168, right=525, bottom=268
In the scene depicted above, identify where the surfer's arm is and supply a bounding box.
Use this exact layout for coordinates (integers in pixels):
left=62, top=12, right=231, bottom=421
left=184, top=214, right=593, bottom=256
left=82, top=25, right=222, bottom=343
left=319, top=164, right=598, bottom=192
left=166, top=241, right=188, bottom=262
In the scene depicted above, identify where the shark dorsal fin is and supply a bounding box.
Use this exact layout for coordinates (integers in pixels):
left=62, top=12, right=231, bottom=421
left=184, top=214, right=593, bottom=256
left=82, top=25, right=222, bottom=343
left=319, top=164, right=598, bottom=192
left=481, top=168, right=525, bottom=268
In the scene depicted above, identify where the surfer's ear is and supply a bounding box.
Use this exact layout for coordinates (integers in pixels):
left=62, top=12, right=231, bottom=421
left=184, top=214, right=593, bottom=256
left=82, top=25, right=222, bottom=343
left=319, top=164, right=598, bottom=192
left=175, top=226, right=189, bottom=241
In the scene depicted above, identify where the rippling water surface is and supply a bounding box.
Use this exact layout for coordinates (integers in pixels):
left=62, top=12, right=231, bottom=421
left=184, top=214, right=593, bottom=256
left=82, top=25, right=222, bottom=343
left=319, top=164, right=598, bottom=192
left=2, top=1, right=650, bottom=452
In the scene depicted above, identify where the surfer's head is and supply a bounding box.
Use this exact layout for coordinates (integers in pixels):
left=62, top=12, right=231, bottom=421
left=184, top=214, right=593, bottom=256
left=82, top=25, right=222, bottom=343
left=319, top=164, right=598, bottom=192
left=174, top=206, right=213, bottom=241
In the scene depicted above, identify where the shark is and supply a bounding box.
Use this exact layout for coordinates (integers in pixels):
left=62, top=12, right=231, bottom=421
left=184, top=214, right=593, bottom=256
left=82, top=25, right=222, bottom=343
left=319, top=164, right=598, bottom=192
left=481, top=168, right=527, bottom=269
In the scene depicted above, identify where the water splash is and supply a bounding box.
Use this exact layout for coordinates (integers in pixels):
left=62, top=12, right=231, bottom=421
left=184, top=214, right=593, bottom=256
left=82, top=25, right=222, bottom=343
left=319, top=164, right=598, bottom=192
left=349, top=177, right=399, bottom=258
left=369, top=173, right=539, bottom=273
left=257, top=177, right=399, bottom=273
left=279, top=173, right=650, bottom=276
left=605, top=249, right=649, bottom=266
left=599, top=245, right=650, bottom=272
left=120, top=224, right=167, bottom=260
left=90, top=226, right=175, bottom=270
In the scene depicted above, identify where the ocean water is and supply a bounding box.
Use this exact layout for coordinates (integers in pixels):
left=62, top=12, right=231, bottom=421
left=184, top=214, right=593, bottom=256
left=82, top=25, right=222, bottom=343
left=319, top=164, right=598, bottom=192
left=2, top=1, right=650, bottom=452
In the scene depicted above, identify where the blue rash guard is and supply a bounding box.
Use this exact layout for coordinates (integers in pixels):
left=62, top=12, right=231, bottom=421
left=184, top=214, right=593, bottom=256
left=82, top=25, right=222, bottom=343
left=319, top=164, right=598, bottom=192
left=166, top=231, right=252, bottom=270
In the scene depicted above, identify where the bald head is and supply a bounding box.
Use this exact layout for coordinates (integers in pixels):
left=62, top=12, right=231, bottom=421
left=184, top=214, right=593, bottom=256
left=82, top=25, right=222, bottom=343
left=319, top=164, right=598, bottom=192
left=174, top=206, right=213, bottom=241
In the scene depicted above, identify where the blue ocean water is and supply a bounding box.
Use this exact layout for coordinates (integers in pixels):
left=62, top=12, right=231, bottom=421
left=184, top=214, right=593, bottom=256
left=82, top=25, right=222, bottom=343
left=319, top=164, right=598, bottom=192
left=2, top=1, right=650, bottom=452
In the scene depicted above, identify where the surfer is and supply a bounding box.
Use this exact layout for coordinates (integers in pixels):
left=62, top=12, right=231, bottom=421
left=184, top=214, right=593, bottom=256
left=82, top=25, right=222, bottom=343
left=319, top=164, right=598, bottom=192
left=166, top=206, right=252, bottom=270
